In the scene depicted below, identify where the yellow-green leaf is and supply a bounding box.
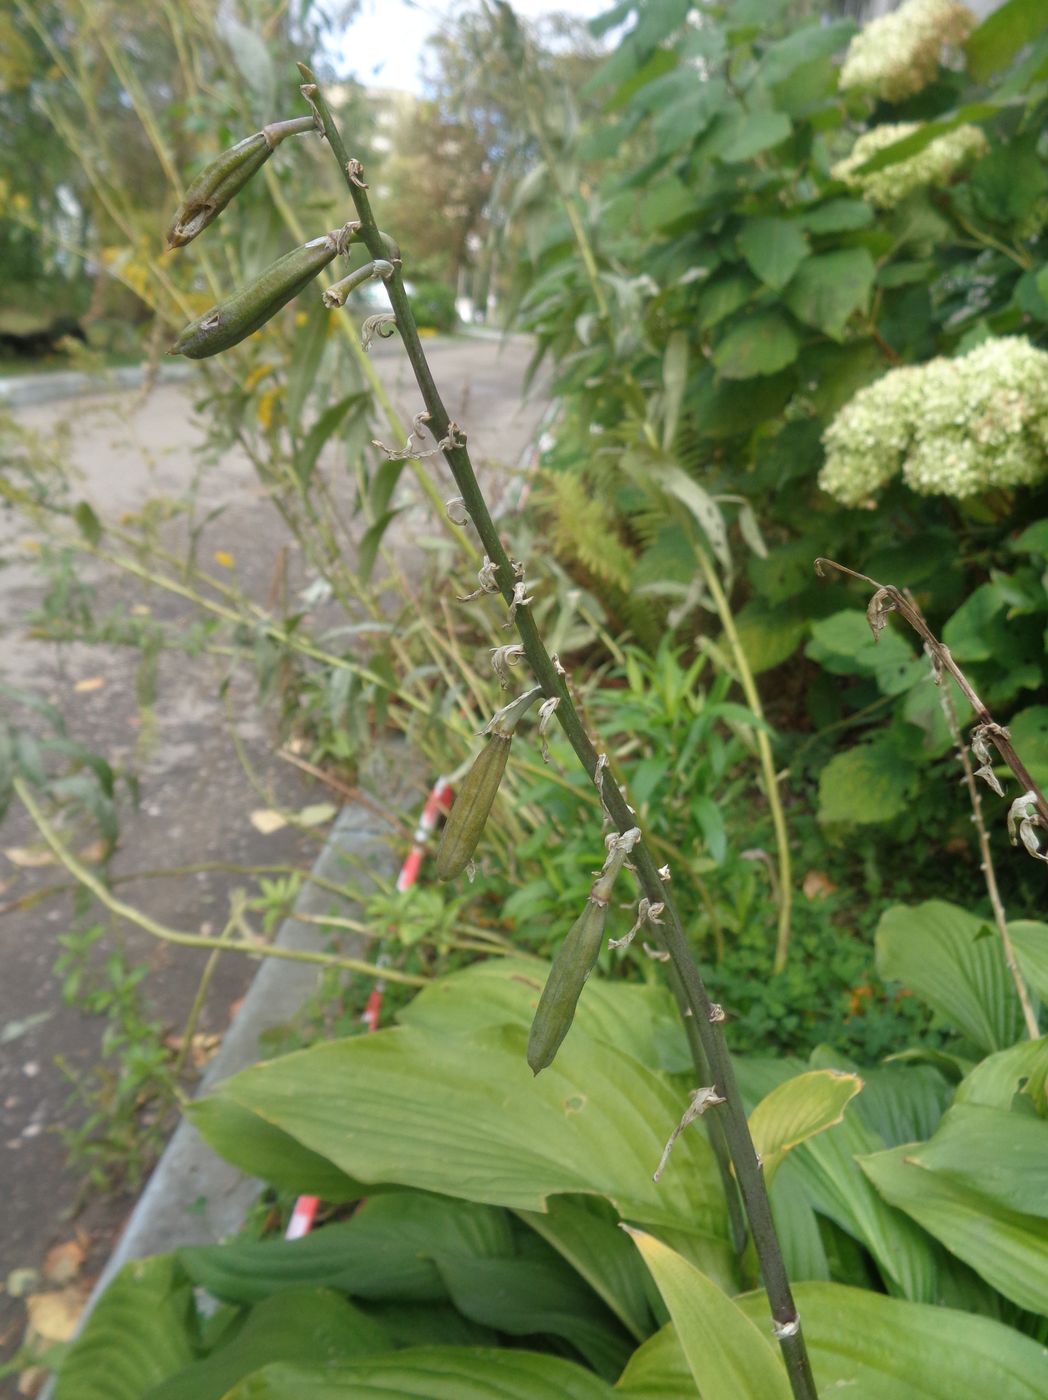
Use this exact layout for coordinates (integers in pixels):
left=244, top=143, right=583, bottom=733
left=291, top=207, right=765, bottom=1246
left=749, top=1069, right=863, bottom=1187
left=623, top=1229, right=791, bottom=1400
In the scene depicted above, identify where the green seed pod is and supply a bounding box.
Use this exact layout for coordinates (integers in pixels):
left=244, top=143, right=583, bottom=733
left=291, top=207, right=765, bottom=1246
left=435, top=734, right=511, bottom=881
left=170, top=225, right=354, bottom=359
left=435, top=686, right=542, bottom=882
left=167, top=117, right=316, bottom=249
left=527, top=897, right=608, bottom=1075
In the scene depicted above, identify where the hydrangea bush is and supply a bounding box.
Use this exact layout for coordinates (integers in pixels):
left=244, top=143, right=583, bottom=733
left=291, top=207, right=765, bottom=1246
left=820, top=338, right=1048, bottom=506
left=832, top=121, right=988, bottom=209
left=839, top=0, right=976, bottom=101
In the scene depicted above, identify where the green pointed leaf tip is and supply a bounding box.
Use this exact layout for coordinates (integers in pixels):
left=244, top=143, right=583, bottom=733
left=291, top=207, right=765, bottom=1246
left=624, top=1230, right=791, bottom=1400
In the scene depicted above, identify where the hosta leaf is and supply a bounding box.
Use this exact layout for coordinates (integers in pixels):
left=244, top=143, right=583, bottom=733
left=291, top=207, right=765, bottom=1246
left=516, top=1195, right=654, bottom=1341
left=953, top=1034, right=1048, bottom=1111
left=54, top=1257, right=195, bottom=1400
left=190, top=1019, right=726, bottom=1238
left=787, top=1099, right=941, bottom=1301
left=894, top=1103, right=1048, bottom=1219
left=147, top=1289, right=388, bottom=1400
left=221, top=1348, right=616, bottom=1399
left=624, top=1285, right=1048, bottom=1397
left=738, top=1282, right=1048, bottom=1397
left=748, top=1069, right=863, bottom=1186
left=861, top=1143, right=1048, bottom=1315
left=624, top=1230, right=791, bottom=1400
left=876, top=900, right=1025, bottom=1053
left=180, top=1192, right=513, bottom=1307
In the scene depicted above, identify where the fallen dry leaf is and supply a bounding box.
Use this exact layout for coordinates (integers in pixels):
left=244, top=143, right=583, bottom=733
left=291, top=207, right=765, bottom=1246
left=802, top=869, right=837, bottom=901
left=25, top=1284, right=89, bottom=1342
left=42, top=1240, right=85, bottom=1286
left=250, top=809, right=287, bottom=835
left=17, top=1365, right=47, bottom=1397
left=3, top=848, right=56, bottom=870
left=164, top=1031, right=221, bottom=1069
left=73, top=677, right=105, bottom=693
left=6, top=1267, right=41, bottom=1298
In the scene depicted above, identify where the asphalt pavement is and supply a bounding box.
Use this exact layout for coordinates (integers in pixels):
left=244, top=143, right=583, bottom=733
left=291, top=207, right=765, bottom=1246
left=0, top=332, right=549, bottom=1368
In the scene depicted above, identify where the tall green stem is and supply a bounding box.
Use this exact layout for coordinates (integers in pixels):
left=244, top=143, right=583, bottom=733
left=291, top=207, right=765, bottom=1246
left=300, top=64, right=816, bottom=1398
left=695, top=551, right=793, bottom=973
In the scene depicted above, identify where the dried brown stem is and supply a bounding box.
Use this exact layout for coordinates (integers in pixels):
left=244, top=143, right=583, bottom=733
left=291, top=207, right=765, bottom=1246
left=937, top=673, right=1039, bottom=1039
left=814, top=558, right=1048, bottom=829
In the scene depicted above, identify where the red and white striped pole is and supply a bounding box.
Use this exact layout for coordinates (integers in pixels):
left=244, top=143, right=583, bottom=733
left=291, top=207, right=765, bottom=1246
left=284, top=776, right=454, bottom=1241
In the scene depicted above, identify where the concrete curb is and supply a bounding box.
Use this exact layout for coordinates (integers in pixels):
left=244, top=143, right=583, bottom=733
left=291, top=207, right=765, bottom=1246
left=0, top=363, right=192, bottom=409
left=42, top=792, right=405, bottom=1397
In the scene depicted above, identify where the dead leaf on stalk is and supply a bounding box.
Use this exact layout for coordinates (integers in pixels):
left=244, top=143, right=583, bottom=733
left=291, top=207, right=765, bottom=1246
left=77, top=839, right=110, bottom=864
left=249, top=809, right=287, bottom=834
left=297, top=802, right=336, bottom=827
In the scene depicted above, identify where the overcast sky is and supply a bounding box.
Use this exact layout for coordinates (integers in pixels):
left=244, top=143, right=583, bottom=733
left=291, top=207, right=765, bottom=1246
left=334, top=0, right=614, bottom=92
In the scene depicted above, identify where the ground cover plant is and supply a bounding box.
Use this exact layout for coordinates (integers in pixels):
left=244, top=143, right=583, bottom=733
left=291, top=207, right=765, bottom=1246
left=37, top=7, right=1048, bottom=1396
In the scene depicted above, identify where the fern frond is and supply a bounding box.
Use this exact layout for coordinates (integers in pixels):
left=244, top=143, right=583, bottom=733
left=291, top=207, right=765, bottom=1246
left=534, top=469, right=637, bottom=592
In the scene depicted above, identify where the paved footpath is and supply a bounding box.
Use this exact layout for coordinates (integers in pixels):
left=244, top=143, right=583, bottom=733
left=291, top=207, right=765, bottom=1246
left=0, top=333, right=549, bottom=1364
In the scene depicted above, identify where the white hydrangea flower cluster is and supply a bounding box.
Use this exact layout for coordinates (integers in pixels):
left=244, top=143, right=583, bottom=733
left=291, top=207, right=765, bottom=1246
left=839, top=0, right=976, bottom=102
left=832, top=121, right=988, bottom=208
left=820, top=338, right=1048, bottom=506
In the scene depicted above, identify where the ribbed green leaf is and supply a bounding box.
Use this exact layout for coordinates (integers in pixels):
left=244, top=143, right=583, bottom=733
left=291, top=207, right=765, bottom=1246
left=221, top=1348, right=616, bottom=1399
left=190, top=1020, right=726, bottom=1238
left=54, top=1257, right=195, bottom=1400
left=861, top=1143, right=1048, bottom=1314
left=180, top=1192, right=512, bottom=1307
left=621, top=1284, right=1048, bottom=1398
left=516, top=1195, right=654, bottom=1341
left=396, top=958, right=689, bottom=1074
left=895, top=1103, right=1048, bottom=1219
left=876, top=900, right=1025, bottom=1053
left=788, top=1100, right=941, bottom=1301
left=953, top=1035, right=1048, bottom=1111
left=146, top=1289, right=388, bottom=1400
